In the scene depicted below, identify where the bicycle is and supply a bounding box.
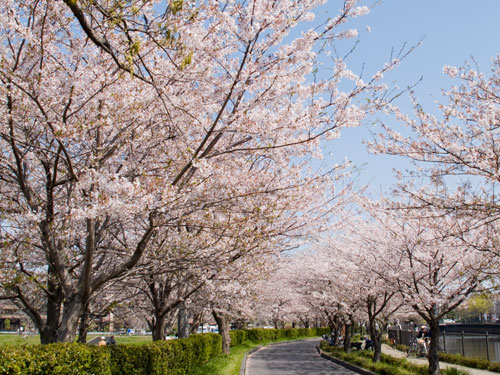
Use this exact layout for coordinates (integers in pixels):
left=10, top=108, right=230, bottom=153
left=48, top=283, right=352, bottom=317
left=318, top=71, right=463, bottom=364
left=407, top=337, right=427, bottom=358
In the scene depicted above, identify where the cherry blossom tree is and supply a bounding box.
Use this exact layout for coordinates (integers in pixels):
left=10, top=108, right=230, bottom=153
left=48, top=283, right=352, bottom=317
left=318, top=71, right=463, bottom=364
left=251, top=259, right=311, bottom=329
left=371, top=56, right=500, bottom=260
left=296, top=193, right=487, bottom=371
left=276, top=243, right=361, bottom=348
left=366, top=56, right=500, bottom=374
left=362, top=202, right=492, bottom=375
left=190, top=247, right=280, bottom=353
left=133, top=217, right=275, bottom=342
left=0, top=0, right=408, bottom=343
left=304, top=227, right=402, bottom=361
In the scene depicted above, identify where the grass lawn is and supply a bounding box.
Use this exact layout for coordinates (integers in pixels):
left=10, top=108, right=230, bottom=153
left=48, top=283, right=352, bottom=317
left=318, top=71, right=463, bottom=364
left=190, top=341, right=259, bottom=375
left=112, top=335, right=152, bottom=345
left=320, top=342, right=470, bottom=375
left=0, top=333, right=40, bottom=346
left=0, top=333, right=152, bottom=346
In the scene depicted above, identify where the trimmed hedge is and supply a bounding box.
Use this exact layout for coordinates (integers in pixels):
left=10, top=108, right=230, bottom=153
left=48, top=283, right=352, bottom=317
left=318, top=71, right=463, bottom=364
left=438, top=351, right=500, bottom=373
left=0, top=327, right=328, bottom=374
left=0, top=333, right=221, bottom=375
left=0, top=343, right=112, bottom=375
left=229, top=329, right=247, bottom=347
left=230, top=327, right=329, bottom=347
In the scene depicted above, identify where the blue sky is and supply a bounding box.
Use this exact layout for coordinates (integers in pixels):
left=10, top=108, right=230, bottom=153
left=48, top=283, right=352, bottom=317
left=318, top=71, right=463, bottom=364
left=315, top=0, right=500, bottom=194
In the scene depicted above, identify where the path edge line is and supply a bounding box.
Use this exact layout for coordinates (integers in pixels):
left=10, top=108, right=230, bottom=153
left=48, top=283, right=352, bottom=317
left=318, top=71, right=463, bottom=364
left=239, top=346, right=262, bottom=375
left=316, top=345, right=376, bottom=375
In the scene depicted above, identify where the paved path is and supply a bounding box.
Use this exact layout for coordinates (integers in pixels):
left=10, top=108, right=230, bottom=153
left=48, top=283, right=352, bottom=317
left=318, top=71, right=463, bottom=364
left=382, top=344, right=498, bottom=375
left=245, top=339, right=358, bottom=375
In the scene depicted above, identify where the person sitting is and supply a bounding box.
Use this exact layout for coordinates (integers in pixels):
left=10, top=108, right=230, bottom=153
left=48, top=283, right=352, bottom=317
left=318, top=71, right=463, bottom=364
left=106, top=335, right=116, bottom=345
left=98, top=336, right=106, bottom=346
left=351, top=341, right=363, bottom=350
left=329, top=335, right=335, bottom=346
left=363, top=337, right=373, bottom=350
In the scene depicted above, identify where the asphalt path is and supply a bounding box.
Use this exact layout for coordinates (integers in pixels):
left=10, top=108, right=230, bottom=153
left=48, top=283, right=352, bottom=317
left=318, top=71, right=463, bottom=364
left=245, top=339, right=359, bottom=375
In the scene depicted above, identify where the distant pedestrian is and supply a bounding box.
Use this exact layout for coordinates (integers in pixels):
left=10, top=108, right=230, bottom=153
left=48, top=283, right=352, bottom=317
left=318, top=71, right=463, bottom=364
left=106, top=335, right=116, bottom=345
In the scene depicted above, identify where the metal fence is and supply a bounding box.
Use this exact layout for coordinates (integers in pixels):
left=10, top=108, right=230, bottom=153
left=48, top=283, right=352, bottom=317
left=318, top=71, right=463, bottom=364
left=388, top=328, right=422, bottom=348
left=388, top=328, right=500, bottom=362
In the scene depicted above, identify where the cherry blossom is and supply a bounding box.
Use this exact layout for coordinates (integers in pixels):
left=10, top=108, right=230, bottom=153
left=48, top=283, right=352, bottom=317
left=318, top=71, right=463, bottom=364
left=0, top=0, right=406, bottom=343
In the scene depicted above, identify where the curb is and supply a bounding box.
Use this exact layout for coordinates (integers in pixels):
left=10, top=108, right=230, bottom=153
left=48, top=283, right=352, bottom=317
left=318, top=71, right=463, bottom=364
left=316, top=345, right=375, bottom=375
left=239, top=346, right=262, bottom=375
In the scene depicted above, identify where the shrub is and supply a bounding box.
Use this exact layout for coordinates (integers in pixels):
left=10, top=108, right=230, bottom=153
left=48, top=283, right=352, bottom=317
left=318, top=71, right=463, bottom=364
left=297, top=328, right=308, bottom=337
left=0, top=344, right=111, bottom=375
left=108, top=344, right=151, bottom=375
left=229, top=330, right=247, bottom=347
left=281, top=328, right=299, bottom=339
left=0, top=345, right=37, bottom=374
left=443, top=368, right=472, bottom=375
left=0, top=327, right=326, bottom=374
left=246, top=328, right=277, bottom=342
left=439, top=351, right=491, bottom=371
left=488, top=362, right=500, bottom=373
left=0, top=333, right=222, bottom=375
left=242, top=327, right=326, bottom=343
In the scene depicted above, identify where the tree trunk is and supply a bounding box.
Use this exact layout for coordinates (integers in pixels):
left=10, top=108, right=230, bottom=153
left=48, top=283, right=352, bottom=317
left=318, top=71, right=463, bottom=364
left=77, top=304, right=89, bottom=343
left=57, top=296, right=84, bottom=342
left=328, top=321, right=335, bottom=336
left=213, top=310, right=230, bottom=354
left=332, top=314, right=341, bottom=346
left=343, top=322, right=352, bottom=353
left=427, top=319, right=441, bottom=375
left=177, top=302, right=190, bottom=338
left=37, top=266, right=63, bottom=344
left=190, top=311, right=204, bottom=335
left=370, top=325, right=382, bottom=362
left=38, top=305, right=60, bottom=344
left=189, top=321, right=199, bottom=335
left=151, top=314, right=168, bottom=341
left=368, top=305, right=382, bottom=362
left=39, top=321, right=59, bottom=344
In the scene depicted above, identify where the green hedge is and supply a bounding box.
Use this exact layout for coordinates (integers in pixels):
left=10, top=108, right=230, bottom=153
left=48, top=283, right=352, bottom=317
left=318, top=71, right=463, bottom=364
left=229, top=327, right=328, bottom=347
left=229, top=329, right=247, bottom=347
left=438, top=351, right=500, bottom=373
left=0, top=343, right=111, bottom=375
left=0, top=333, right=221, bottom=375
left=0, top=327, right=328, bottom=374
